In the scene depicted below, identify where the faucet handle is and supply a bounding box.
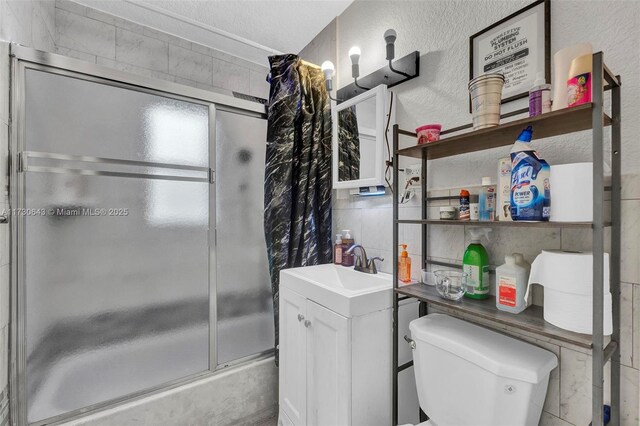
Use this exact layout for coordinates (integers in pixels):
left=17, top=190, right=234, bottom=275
left=368, top=257, right=384, bottom=274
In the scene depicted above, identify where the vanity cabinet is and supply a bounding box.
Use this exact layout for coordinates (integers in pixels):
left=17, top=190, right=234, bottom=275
left=279, top=286, right=391, bottom=426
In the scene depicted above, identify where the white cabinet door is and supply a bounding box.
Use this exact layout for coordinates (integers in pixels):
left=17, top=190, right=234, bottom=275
left=279, top=288, right=308, bottom=425
left=306, top=300, right=351, bottom=426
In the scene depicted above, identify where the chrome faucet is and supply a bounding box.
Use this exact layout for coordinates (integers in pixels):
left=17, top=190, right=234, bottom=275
left=345, top=244, right=384, bottom=274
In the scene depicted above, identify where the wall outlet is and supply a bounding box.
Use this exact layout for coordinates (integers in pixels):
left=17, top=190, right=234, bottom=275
left=404, top=164, right=422, bottom=186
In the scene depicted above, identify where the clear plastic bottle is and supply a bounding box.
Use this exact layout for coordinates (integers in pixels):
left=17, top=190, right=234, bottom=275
left=496, top=255, right=529, bottom=313
left=479, top=177, right=496, bottom=221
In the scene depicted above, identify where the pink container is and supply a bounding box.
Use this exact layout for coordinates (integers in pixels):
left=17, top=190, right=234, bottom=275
left=416, top=124, right=442, bottom=144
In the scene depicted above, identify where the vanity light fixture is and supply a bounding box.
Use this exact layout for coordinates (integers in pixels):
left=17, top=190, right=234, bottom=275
left=321, top=60, right=341, bottom=102
left=349, top=46, right=370, bottom=91
left=337, top=29, right=420, bottom=103
left=384, top=29, right=411, bottom=78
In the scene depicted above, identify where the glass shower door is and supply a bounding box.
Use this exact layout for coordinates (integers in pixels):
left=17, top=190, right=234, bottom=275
left=21, top=69, right=212, bottom=423
left=215, top=111, right=274, bottom=364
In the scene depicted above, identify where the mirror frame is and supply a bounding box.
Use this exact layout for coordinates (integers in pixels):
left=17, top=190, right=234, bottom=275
left=332, top=84, right=387, bottom=189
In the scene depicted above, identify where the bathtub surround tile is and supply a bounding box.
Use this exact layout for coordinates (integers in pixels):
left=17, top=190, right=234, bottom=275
left=211, top=58, right=250, bottom=94
left=0, top=267, right=7, bottom=328
left=96, top=57, right=175, bottom=84
left=116, top=28, right=169, bottom=72
left=32, top=1, right=55, bottom=52
left=64, top=358, right=278, bottom=426
left=0, top=43, right=8, bottom=125
left=55, top=8, right=116, bottom=59
left=249, top=69, right=270, bottom=100
left=1, top=0, right=32, bottom=47
left=168, top=44, right=212, bottom=85
left=55, top=0, right=88, bottom=17
left=634, top=284, right=639, bottom=370
left=55, top=46, right=97, bottom=63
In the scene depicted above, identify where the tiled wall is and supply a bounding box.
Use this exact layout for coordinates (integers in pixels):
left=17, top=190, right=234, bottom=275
left=300, top=1, right=640, bottom=424
left=53, top=0, right=270, bottom=100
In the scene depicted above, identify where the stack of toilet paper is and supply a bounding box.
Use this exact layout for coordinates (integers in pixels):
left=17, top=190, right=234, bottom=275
left=525, top=250, right=612, bottom=335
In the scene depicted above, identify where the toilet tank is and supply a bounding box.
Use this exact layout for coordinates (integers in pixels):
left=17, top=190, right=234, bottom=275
left=409, top=314, right=557, bottom=426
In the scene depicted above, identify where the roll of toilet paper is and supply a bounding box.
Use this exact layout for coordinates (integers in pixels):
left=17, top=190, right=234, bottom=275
left=527, top=250, right=610, bottom=295
left=552, top=43, right=593, bottom=111
left=526, top=250, right=612, bottom=335
left=550, top=162, right=593, bottom=222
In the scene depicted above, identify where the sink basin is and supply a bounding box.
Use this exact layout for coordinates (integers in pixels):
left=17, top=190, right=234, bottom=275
left=280, top=264, right=392, bottom=317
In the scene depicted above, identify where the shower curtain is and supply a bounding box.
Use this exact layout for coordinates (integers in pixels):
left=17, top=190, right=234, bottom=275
left=264, top=54, right=332, bottom=363
left=337, top=106, right=360, bottom=181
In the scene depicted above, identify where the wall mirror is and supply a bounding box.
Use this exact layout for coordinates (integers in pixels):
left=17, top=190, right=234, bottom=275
left=332, top=84, right=388, bottom=189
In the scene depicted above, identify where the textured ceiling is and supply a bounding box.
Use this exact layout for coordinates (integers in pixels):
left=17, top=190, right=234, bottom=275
left=138, top=0, right=352, bottom=53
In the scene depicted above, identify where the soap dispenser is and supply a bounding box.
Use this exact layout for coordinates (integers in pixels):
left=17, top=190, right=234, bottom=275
left=398, top=244, right=411, bottom=283
left=334, top=234, right=343, bottom=265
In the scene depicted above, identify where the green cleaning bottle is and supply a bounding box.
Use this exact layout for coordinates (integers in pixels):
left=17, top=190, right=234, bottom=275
left=463, top=228, right=491, bottom=299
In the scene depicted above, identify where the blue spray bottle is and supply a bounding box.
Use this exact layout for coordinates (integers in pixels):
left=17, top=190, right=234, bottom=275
left=510, top=126, right=550, bottom=221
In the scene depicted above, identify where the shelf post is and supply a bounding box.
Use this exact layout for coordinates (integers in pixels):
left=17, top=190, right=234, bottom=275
left=609, top=73, right=622, bottom=425
left=392, top=124, right=400, bottom=426
left=591, top=51, right=605, bottom=426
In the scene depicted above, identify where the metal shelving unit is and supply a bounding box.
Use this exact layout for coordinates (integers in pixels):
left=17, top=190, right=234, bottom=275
left=391, top=52, right=621, bottom=426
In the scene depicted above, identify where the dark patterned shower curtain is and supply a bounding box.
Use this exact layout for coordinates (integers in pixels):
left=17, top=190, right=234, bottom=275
left=264, top=54, right=332, bottom=363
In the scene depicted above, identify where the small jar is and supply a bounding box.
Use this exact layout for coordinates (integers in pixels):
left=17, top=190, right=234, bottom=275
left=440, top=206, right=457, bottom=220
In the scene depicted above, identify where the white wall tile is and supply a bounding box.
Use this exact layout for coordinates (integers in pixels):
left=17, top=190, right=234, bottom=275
left=115, top=28, right=168, bottom=73
left=332, top=208, right=362, bottom=247
left=361, top=207, right=392, bottom=251
left=427, top=225, right=465, bottom=262
left=621, top=283, right=634, bottom=367
left=620, top=364, right=640, bottom=426
left=168, top=44, right=212, bottom=85
left=249, top=69, right=269, bottom=100
left=560, top=347, right=611, bottom=425
left=55, top=8, right=116, bottom=59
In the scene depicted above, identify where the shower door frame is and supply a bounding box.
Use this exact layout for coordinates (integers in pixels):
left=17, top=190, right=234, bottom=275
left=9, top=44, right=270, bottom=426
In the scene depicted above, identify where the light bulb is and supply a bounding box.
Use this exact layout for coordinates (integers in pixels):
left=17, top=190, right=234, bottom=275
left=321, top=60, right=335, bottom=78
left=348, top=46, right=361, bottom=65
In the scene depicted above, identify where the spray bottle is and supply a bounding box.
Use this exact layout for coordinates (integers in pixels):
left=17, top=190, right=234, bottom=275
left=463, top=228, right=491, bottom=299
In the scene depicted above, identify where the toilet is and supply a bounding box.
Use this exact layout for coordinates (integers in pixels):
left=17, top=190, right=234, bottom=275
left=403, top=314, right=558, bottom=426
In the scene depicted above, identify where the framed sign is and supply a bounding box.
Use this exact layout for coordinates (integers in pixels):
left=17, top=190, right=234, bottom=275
left=470, top=0, right=550, bottom=107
